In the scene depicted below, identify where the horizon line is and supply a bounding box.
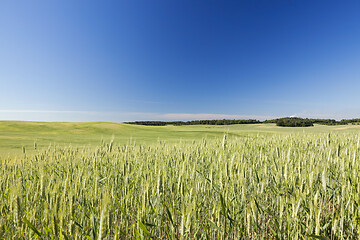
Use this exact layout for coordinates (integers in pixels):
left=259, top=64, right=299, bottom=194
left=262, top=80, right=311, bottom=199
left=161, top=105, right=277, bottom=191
left=0, top=109, right=359, bottom=122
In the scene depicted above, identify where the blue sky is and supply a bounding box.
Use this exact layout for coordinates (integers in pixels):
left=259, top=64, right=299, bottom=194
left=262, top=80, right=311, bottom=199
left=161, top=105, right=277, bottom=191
left=1, top=0, right=360, bottom=121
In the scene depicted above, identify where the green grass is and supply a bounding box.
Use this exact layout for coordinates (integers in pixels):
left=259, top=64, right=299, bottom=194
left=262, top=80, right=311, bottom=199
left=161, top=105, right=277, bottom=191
left=2, top=132, right=360, bottom=238
left=1, top=121, right=360, bottom=155
left=2, top=121, right=360, bottom=238
left=0, top=121, right=222, bottom=156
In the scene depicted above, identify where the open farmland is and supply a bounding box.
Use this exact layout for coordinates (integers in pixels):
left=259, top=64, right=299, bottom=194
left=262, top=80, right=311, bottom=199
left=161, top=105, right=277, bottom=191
left=1, top=121, right=360, bottom=155
left=1, top=122, right=360, bottom=238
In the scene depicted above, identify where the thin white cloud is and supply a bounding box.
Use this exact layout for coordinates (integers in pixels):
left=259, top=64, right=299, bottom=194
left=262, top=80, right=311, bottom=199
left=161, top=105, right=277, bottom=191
left=0, top=110, right=162, bottom=122
left=2, top=109, right=359, bottom=122
left=0, top=110, right=278, bottom=122
left=161, top=113, right=276, bottom=121
left=0, top=110, right=97, bottom=114
left=0, top=110, right=156, bottom=116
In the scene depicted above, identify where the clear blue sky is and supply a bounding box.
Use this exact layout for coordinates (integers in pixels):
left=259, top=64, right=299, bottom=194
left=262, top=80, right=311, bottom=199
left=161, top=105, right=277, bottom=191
left=1, top=0, right=360, bottom=121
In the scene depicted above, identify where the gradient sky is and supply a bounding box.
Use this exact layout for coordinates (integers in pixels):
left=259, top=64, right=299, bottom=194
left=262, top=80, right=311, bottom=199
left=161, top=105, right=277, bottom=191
left=1, top=0, right=360, bottom=121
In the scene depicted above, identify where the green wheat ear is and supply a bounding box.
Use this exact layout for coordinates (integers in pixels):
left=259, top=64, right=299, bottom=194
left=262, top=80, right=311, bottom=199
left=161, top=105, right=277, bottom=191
left=1, top=134, right=360, bottom=238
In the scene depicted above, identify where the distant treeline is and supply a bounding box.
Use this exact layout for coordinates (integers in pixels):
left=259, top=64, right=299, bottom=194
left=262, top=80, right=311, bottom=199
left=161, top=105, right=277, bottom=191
left=125, top=119, right=260, bottom=126
left=264, top=118, right=360, bottom=126
left=264, top=117, right=313, bottom=127
left=125, top=117, right=360, bottom=127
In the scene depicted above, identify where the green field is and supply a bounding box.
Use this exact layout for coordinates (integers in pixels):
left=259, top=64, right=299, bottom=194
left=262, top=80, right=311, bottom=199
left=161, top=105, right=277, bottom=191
left=2, top=121, right=360, bottom=238
left=1, top=121, right=360, bottom=155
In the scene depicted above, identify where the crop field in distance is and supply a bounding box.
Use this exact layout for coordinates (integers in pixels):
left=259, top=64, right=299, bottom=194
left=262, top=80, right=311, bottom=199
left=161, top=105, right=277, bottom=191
left=1, top=121, right=360, bottom=239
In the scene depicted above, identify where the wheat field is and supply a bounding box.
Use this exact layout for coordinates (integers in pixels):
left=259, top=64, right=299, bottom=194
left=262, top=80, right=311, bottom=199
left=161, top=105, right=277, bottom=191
left=1, top=132, right=360, bottom=239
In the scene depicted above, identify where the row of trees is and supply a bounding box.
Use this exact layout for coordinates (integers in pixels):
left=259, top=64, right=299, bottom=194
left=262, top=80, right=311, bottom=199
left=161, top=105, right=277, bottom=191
left=125, top=119, right=260, bottom=126
left=274, top=117, right=313, bottom=127
left=291, top=118, right=360, bottom=126
left=337, top=118, right=360, bottom=125
left=264, top=118, right=360, bottom=126
left=126, top=118, right=360, bottom=127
